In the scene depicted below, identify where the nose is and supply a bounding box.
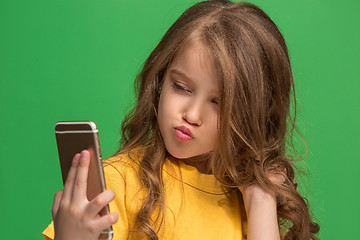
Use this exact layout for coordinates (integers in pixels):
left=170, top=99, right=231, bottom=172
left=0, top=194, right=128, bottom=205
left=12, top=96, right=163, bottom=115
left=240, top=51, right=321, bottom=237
left=182, top=100, right=203, bottom=126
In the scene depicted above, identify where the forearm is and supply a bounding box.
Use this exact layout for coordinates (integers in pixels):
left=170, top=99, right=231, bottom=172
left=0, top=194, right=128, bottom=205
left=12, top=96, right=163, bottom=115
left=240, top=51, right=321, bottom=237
left=243, top=185, right=280, bottom=240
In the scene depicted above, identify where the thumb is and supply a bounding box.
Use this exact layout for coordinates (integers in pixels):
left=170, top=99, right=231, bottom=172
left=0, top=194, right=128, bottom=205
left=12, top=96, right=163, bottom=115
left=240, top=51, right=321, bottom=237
left=52, top=190, right=63, bottom=219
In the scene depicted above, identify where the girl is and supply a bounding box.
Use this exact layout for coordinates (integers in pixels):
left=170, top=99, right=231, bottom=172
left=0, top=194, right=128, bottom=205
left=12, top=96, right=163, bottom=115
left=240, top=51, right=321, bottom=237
left=43, top=0, right=319, bottom=239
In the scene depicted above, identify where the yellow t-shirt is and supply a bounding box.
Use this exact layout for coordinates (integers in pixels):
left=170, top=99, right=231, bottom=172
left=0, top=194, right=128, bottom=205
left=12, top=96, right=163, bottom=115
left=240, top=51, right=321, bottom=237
left=43, top=150, right=247, bottom=239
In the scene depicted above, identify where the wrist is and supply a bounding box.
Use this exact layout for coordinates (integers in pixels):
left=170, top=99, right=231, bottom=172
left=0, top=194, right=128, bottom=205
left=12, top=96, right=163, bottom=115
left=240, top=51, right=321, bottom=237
left=240, top=184, right=281, bottom=240
left=242, top=184, right=277, bottom=212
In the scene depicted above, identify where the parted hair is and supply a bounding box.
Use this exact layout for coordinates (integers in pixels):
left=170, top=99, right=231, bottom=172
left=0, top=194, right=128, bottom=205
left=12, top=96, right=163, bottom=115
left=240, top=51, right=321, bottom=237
left=118, top=0, right=320, bottom=239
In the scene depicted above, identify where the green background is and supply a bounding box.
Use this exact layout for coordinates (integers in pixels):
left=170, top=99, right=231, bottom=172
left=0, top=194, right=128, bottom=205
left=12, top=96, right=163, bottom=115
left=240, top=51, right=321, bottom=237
left=1, top=0, right=359, bottom=239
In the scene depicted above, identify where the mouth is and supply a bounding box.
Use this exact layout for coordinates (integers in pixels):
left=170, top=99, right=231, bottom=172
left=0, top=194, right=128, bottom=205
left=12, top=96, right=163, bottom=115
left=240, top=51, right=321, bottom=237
left=174, top=126, right=193, bottom=141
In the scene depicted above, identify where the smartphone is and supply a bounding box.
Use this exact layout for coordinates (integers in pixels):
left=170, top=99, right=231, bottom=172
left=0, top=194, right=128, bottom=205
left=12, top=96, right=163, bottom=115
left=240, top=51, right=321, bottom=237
left=55, top=121, right=113, bottom=240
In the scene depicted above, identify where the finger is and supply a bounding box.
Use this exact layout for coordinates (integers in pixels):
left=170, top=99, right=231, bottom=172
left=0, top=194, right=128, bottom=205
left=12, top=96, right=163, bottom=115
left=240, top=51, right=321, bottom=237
left=91, top=212, right=119, bottom=234
left=85, top=190, right=115, bottom=218
left=52, top=190, right=63, bottom=219
left=268, top=172, right=286, bottom=184
left=62, top=153, right=81, bottom=201
left=71, top=150, right=90, bottom=204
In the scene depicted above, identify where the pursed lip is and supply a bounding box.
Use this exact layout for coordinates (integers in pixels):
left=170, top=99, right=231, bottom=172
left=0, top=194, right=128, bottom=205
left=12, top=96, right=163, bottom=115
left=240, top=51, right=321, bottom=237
left=174, top=126, right=193, bottom=139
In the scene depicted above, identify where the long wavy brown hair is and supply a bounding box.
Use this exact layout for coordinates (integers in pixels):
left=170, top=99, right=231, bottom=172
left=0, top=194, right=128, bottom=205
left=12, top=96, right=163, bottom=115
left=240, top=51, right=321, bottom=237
left=117, top=0, right=320, bottom=239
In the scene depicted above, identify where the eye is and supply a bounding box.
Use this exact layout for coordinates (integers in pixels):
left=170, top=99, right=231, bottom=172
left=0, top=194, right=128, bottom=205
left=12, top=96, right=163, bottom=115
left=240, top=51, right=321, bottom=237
left=173, top=82, right=191, bottom=93
left=211, top=98, right=219, bottom=105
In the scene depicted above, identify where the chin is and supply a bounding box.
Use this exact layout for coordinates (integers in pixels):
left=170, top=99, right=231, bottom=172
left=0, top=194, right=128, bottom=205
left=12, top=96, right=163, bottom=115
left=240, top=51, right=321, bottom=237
left=165, top=146, right=194, bottom=159
left=166, top=146, right=211, bottom=160
left=168, top=151, right=193, bottom=159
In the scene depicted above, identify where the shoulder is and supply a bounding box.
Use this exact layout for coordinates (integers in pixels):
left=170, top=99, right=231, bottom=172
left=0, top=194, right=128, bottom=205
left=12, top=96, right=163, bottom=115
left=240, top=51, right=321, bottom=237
left=103, top=147, right=144, bottom=176
left=102, top=147, right=145, bottom=195
left=102, top=148, right=147, bottom=222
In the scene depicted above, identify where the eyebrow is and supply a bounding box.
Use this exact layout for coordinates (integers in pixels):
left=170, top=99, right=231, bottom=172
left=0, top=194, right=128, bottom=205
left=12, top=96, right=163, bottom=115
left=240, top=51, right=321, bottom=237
left=169, top=68, right=195, bottom=84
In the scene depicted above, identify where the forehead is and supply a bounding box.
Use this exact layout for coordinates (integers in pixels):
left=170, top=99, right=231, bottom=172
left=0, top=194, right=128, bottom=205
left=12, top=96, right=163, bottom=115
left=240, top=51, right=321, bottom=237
left=168, top=42, right=218, bottom=91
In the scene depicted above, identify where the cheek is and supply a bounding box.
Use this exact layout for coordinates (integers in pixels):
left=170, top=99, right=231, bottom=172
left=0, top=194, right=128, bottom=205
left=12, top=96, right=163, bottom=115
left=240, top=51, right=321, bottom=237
left=204, top=115, right=219, bottom=147
left=211, top=120, right=220, bottom=144
left=158, top=93, right=168, bottom=120
left=158, top=91, right=182, bottom=118
left=157, top=91, right=177, bottom=128
left=157, top=95, right=166, bottom=128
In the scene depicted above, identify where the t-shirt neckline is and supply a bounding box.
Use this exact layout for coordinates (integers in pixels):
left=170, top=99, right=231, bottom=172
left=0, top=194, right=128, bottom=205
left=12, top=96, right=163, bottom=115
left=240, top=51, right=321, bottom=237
left=163, top=157, right=231, bottom=195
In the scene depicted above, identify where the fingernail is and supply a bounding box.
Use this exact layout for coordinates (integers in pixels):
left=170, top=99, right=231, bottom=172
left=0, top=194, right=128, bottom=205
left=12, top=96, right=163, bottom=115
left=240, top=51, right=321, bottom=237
left=81, top=150, right=90, bottom=158
left=73, top=153, right=81, bottom=163
left=112, top=212, right=119, bottom=223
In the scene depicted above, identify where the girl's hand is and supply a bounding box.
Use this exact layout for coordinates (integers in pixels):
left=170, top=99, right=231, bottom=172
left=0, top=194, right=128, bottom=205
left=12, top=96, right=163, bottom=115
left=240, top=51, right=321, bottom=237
left=238, top=171, right=286, bottom=240
left=239, top=171, right=286, bottom=206
left=52, top=150, right=119, bottom=240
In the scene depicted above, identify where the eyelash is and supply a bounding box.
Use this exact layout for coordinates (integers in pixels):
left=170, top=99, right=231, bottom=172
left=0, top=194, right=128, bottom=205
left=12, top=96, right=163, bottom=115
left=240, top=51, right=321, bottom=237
left=172, top=82, right=190, bottom=93
left=211, top=99, right=219, bottom=105
left=172, top=81, right=219, bottom=105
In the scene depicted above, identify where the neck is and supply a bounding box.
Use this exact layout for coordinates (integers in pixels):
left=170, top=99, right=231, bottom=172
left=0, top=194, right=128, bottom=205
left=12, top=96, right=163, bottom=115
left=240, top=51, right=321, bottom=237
left=168, top=152, right=213, bottom=174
